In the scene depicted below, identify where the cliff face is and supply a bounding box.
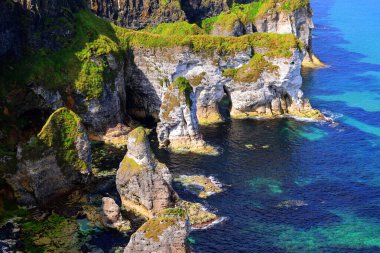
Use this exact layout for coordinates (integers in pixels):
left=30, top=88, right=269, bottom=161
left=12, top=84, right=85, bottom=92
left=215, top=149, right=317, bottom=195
left=0, top=0, right=84, bottom=62
left=253, top=5, right=315, bottom=63
left=88, top=0, right=186, bottom=29
left=0, top=7, right=128, bottom=149
left=126, top=34, right=321, bottom=128
left=156, top=76, right=218, bottom=154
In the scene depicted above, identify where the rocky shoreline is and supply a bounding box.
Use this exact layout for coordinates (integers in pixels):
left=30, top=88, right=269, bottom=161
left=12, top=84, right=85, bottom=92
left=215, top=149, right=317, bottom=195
left=0, top=0, right=325, bottom=252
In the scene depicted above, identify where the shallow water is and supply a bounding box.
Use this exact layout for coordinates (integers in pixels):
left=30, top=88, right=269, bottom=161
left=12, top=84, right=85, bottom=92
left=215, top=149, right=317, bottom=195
left=152, top=0, right=380, bottom=252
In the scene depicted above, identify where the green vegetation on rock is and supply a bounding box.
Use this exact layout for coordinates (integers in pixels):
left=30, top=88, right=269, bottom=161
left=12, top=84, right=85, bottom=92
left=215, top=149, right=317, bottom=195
left=23, top=107, right=88, bottom=172
left=144, top=21, right=205, bottom=36
left=0, top=10, right=121, bottom=101
left=223, top=53, right=279, bottom=82
left=201, top=0, right=310, bottom=33
left=173, top=76, right=193, bottom=107
left=21, top=214, right=82, bottom=253
left=118, top=156, right=148, bottom=181
left=138, top=208, right=186, bottom=242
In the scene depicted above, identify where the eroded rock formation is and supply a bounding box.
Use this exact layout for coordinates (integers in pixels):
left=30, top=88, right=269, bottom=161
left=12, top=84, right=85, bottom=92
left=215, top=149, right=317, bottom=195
left=124, top=208, right=191, bottom=253
left=127, top=37, right=322, bottom=125
left=116, top=127, right=177, bottom=218
left=7, top=108, right=91, bottom=206
left=101, top=197, right=131, bottom=232
left=157, top=76, right=218, bottom=154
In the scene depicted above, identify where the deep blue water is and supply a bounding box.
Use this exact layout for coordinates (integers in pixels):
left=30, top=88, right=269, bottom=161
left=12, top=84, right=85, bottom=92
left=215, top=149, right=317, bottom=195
left=153, top=0, right=380, bottom=252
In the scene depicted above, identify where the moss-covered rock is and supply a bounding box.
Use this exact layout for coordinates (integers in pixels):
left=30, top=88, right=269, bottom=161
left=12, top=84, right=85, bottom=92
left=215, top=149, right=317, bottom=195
left=177, top=200, right=218, bottom=229
left=21, top=213, right=84, bottom=253
left=175, top=175, right=223, bottom=199
left=7, top=108, right=91, bottom=206
left=124, top=208, right=191, bottom=253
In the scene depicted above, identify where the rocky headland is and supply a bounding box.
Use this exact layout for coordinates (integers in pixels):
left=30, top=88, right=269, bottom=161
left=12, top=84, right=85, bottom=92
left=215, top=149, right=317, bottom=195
left=0, top=0, right=325, bottom=252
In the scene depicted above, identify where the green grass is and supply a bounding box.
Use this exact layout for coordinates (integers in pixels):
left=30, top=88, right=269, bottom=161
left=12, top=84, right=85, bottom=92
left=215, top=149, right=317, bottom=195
left=173, top=76, right=193, bottom=107
left=0, top=10, right=121, bottom=101
left=144, top=21, right=205, bottom=36
left=222, top=53, right=279, bottom=82
left=201, top=0, right=310, bottom=33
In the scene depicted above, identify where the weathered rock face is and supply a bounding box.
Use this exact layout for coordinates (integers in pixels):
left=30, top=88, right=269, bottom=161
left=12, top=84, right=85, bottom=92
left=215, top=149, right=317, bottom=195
left=88, top=0, right=186, bottom=29
left=127, top=43, right=321, bottom=125
left=157, top=77, right=217, bottom=154
left=75, top=54, right=127, bottom=133
left=181, top=0, right=230, bottom=23
left=211, top=17, right=245, bottom=36
left=0, top=0, right=83, bottom=62
left=124, top=208, right=191, bottom=253
left=116, top=127, right=177, bottom=218
left=253, top=6, right=315, bottom=63
left=6, top=108, right=91, bottom=206
left=101, top=197, right=131, bottom=232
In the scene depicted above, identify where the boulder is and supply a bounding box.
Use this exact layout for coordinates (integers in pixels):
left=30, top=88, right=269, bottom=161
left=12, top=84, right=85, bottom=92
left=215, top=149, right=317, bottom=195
left=7, top=108, right=91, bottom=206
left=124, top=208, right=191, bottom=253
left=101, top=197, right=131, bottom=232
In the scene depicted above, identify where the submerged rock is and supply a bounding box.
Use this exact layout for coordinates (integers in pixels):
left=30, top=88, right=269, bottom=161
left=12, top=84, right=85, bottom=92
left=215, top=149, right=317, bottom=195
left=157, top=77, right=218, bottom=155
left=101, top=197, right=131, bottom=232
left=116, top=127, right=177, bottom=218
left=124, top=208, right=191, bottom=253
left=276, top=200, right=308, bottom=208
left=7, top=108, right=91, bottom=206
left=175, top=175, right=223, bottom=198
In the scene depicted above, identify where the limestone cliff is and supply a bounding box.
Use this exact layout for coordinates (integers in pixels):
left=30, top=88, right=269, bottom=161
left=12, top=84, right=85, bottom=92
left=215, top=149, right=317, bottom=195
left=204, top=0, right=324, bottom=67
left=116, top=127, right=177, bottom=218
left=157, top=76, right=218, bottom=154
left=126, top=33, right=322, bottom=124
left=6, top=108, right=91, bottom=206
left=124, top=208, right=191, bottom=253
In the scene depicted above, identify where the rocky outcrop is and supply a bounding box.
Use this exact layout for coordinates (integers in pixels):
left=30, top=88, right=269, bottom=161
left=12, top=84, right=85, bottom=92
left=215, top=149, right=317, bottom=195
left=88, top=0, right=186, bottom=29
left=211, top=13, right=245, bottom=36
left=157, top=76, right=218, bottom=154
left=124, top=208, right=191, bottom=253
left=177, top=200, right=218, bottom=229
left=75, top=53, right=127, bottom=134
left=175, top=175, right=223, bottom=198
left=6, top=108, right=91, bottom=206
left=127, top=35, right=322, bottom=125
left=253, top=4, right=318, bottom=66
left=116, top=127, right=177, bottom=218
left=101, top=197, right=131, bottom=232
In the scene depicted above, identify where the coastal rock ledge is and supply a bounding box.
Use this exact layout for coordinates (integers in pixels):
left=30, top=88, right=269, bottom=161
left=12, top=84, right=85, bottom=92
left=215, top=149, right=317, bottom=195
left=124, top=208, right=191, bottom=253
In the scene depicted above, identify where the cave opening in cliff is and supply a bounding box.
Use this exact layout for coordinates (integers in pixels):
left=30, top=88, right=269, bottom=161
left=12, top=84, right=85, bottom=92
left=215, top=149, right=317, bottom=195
left=219, top=85, right=232, bottom=120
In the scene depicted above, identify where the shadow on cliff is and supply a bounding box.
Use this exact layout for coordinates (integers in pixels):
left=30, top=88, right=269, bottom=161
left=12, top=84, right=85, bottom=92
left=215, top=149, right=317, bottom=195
left=124, top=49, right=162, bottom=127
left=0, top=1, right=123, bottom=146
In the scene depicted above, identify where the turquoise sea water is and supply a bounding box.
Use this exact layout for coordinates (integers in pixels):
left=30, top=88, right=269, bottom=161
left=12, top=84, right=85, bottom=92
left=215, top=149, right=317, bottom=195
left=152, top=0, right=380, bottom=252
